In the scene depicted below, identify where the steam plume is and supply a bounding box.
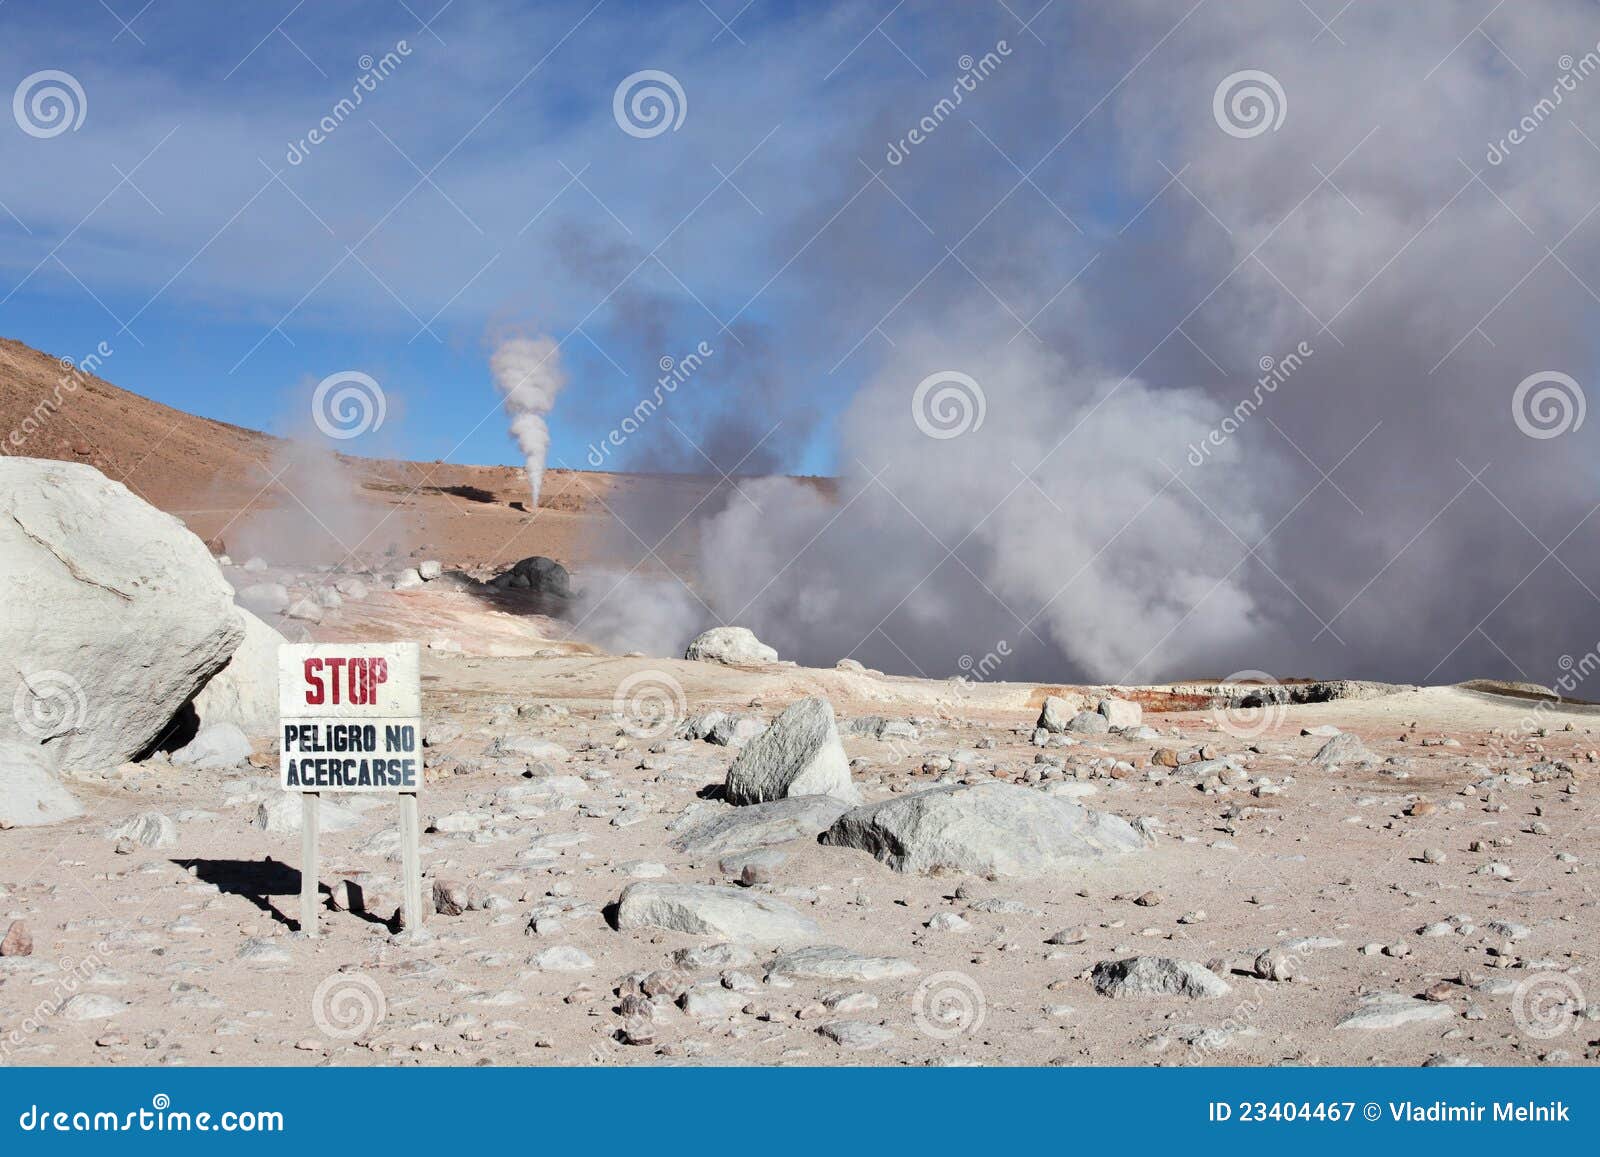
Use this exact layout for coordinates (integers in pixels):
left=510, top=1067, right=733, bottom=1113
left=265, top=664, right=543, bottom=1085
left=490, top=336, right=567, bottom=509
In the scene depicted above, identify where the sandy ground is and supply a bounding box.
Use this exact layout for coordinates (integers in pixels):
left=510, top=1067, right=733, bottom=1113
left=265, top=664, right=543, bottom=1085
left=1, top=581, right=1594, bottom=1069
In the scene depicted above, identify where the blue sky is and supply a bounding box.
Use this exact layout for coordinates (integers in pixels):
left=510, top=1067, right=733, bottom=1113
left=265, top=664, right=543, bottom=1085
left=0, top=0, right=1110, bottom=476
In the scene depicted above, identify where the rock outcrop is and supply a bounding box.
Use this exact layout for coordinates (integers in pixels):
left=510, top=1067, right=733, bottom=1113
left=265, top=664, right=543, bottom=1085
left=820, top=781, right=1143, bottom=877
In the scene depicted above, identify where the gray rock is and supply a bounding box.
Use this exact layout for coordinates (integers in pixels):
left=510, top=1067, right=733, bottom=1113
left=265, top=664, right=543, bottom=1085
left=724, top=697, right=860, bottom=806
left=237, top=582, right=290, bottom=615
left=171, top=722, right=252, bottom=769
left=1098, top=697, right=1142, bottom=729
left=418, top=560, right=443, bottom=581
left=671, top=796, right=850, bottom=856
left=59, top=994, right=127, bottom=1020
left=285, top=598, right=323, bottom=623
left=1037, top=694, right=1086, bottom=732
left=817, top=1020, right=894, bottom=1050
left=489, top=556, right=570, bottom=596
left=848, top=716, right=919, bottom=741
left=253, top=793, right=360, bottom=834
left=528, top=945, right=594, bottom=971
left=820, top=781, right=1143, bottom=877
left=685, top=626, right=778, bottom=666
left=614, top=882, right=821, bottom=946
left=706, top=714, right=766, bottom=747
left=106, top=811, right=177, bottom=849
left=678, top=986, right=746, bottom=1018
left=1066, top=711, right=1111, bottom=735
left=236, top=937, right=293, bottom=964
left=1312, top=732, right=1375, bottom=767
left=1336, top=994, right=1456, bottom=1030
left=1092, top=956, right=1231, bottom=999
left=672, top=943, right=757, bottom=970
left=767, top=944, right=919, bottom=982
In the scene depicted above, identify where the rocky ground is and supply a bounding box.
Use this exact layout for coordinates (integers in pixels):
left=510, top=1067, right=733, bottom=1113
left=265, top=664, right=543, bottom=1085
left=2, top=578, right=1595, bottom=1067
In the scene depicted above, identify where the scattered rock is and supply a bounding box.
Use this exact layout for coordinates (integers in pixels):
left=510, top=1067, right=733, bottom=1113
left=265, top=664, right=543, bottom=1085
left=767, top=944, right=918, bottom=982
left=614, top=882, right=822, bottom=945
left=817, top=1021, right=894, bottom=1050
left=106, top=811, right=177, bottom=849
left=821, top=781, right=1143, bottom=877
left=724, top=697, right=860, bottom=807
left=0, top=920, right=32, bottom=957
left=489, top=556, right=570, bottom=597
left=1312, top=733, right=1374, bottom=767
left=1335, top=994, right=1456, bottom=1030
left=1037, top=694, right=1086, bottom=732
left=671, top=796, right=850, bottom=856
left=1091, top=956, right=1231, bottom=999
left=1098, top=697, right=1142, bottom=729
left=529, top=945, right=594, bottom=971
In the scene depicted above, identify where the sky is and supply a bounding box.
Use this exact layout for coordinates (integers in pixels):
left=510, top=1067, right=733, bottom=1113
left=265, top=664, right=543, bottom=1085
left=6, top=1, right=1600, bottom=687
left=0, top=0, right=1065, bottom=476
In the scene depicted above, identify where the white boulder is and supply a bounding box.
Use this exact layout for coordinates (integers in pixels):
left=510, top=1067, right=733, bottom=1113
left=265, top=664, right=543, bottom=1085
left=684, top=626, right=778, bottom=666
left=190, top=607, right=284, bottom=736
left=1, top=459, right=243, bottom=825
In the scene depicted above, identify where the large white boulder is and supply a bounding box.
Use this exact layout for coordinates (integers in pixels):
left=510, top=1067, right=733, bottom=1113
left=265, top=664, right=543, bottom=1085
left=684, top=626, right=778, bottom=666
left=723, top=697, right=860, bottom=806
left=1, top=459, right=243, bottom=825
left=820, top=781, right=1144, bottom=877
left=190, top=606, right=284, bottom=736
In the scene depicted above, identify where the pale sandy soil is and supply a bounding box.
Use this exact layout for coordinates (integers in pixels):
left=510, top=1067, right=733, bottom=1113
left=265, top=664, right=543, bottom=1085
left=1, top=584, right=1594, bottom=1069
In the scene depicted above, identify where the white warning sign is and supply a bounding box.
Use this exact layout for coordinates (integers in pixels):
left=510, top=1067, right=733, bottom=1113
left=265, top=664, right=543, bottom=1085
left=278, top=642, right=421, bottom=792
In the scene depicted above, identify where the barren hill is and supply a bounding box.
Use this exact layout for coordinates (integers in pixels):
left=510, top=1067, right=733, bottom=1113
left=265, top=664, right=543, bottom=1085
left=0, top=335, right=715, bottom=575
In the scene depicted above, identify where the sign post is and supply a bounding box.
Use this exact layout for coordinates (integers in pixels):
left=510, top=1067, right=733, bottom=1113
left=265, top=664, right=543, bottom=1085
left=278, top=642, right=423, bottom=938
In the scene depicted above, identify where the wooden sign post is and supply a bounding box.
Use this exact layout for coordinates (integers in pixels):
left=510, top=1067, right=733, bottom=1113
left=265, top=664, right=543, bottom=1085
left=277, top=642, right=423, bottom=938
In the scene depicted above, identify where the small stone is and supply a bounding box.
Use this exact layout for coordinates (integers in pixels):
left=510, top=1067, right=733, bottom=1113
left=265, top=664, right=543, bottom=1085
left=0, top=920, right=32, bottom=957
